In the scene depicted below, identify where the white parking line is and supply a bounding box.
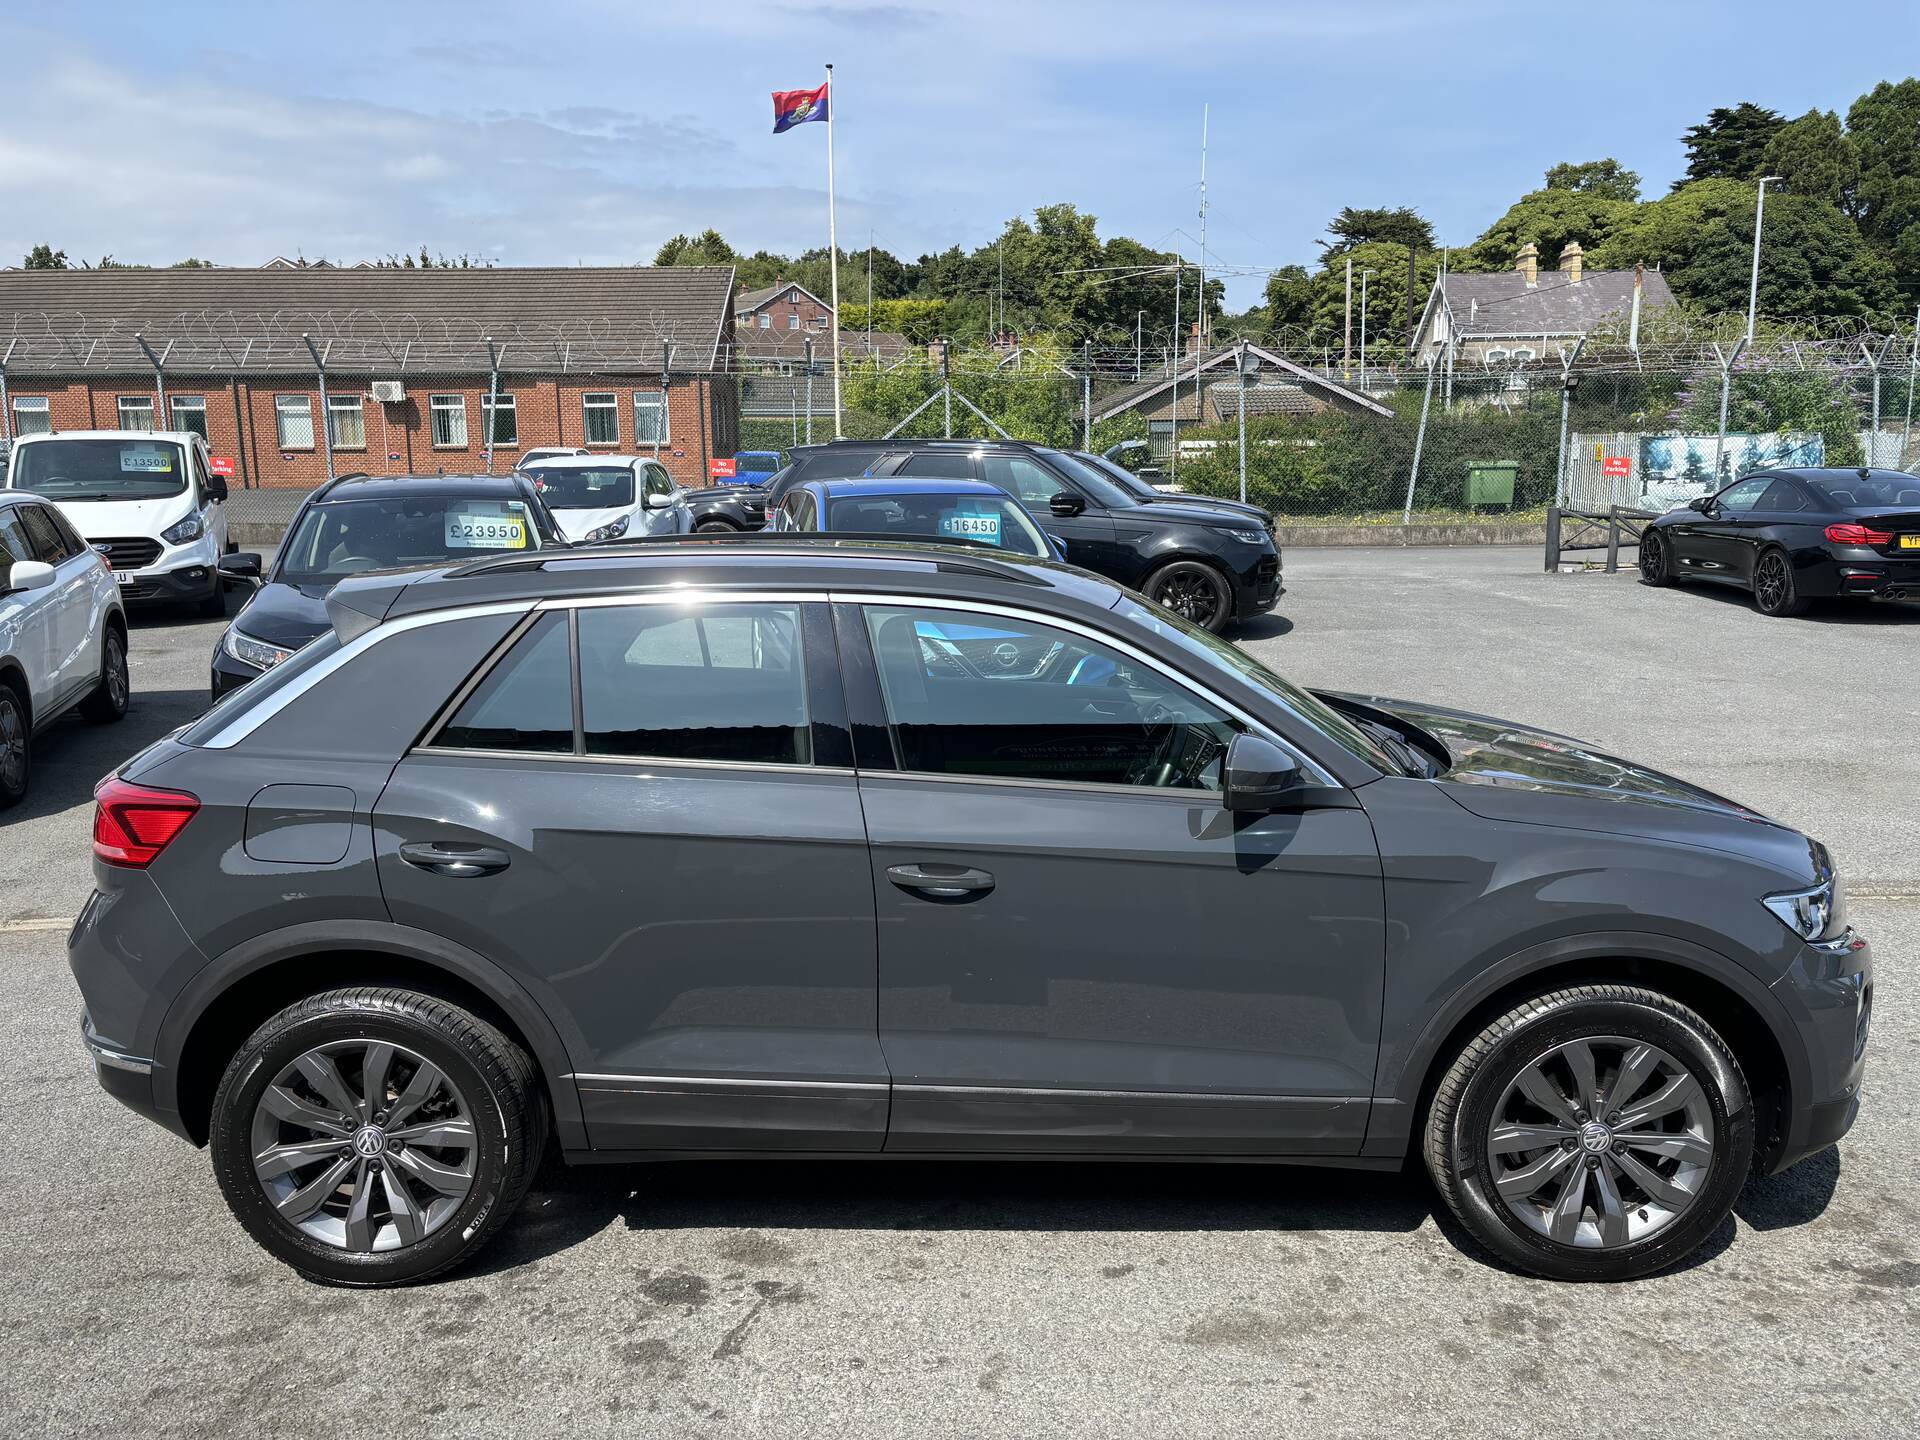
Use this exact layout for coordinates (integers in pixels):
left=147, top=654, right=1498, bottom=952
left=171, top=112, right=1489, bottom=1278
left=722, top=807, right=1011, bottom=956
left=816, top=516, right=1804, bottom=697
left=0, top=917, right=73, bottom=934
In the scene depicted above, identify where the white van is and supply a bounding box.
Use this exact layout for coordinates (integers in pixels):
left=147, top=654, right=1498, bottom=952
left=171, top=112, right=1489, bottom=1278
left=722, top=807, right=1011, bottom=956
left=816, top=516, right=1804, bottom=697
left=4, top=430, right=230, bottom=615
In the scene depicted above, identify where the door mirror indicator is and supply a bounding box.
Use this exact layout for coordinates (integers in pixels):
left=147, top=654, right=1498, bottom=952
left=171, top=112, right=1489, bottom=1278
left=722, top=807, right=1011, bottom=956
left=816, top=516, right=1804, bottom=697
left=6, top=560, right=56, bottom=593
left=1048, top=491, right=1085, bottom=517
left=1223, top=733, right=1303, bottom=813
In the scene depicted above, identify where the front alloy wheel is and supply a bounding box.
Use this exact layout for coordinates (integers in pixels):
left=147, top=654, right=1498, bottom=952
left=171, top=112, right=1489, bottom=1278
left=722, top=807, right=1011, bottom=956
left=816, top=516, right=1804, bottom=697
left=1147, top=561, right=1233, bottom=633
left=1638, top=531, right=1671, bottom=587
left=0, top=686, right=28, bottom=807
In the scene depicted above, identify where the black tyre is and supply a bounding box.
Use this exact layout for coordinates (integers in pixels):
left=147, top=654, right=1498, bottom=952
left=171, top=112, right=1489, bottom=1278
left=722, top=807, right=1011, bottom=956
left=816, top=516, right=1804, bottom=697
left=1146, top=559, right=1233, bottom=633
left=0, top=681, right=28, bottom=809
left=210, top=986, right=546, bottom=1287
left=694, top=519, right=738, bottom=533
left=1751, top=547, right=1809, bottom=617
left=1424, top=984, right=1752, bottom=1282
left=1638, top=530, right=1673, bottom=587
left=80, top=625, right=130, bottom=724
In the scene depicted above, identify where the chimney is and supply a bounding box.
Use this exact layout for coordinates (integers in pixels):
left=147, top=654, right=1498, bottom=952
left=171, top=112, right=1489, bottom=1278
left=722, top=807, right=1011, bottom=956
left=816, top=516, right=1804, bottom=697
left=1188, top=320, right=1202, bottom=355
left=926, top=337, right=947, bottom=370
left=1515, top=242, right=1539, bottom=288
left=1558, top=240, right=1584, bottom=284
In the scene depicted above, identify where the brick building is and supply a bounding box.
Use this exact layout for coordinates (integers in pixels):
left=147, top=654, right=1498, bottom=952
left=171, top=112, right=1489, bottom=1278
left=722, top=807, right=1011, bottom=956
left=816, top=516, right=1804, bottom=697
left=0, top=266, right=741, bottom=490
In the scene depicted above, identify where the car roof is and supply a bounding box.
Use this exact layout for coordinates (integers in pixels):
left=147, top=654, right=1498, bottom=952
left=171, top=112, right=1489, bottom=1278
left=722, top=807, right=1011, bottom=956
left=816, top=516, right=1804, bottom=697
left=10, top=429, right=202, bottom=444
left=1767, top=468, right=1913, bottom=483
left=311, top=472, right=534, bottom=503
left=788, top=438, right=1039, bottom=456
left=812, top=478, right=1012, bottom=499
left=518, top=455, right=650, bottom=469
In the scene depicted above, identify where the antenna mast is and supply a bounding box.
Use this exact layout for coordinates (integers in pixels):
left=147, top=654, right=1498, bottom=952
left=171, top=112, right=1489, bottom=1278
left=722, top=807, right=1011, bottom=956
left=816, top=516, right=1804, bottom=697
left=1197, top=103, right=1209, bottom=353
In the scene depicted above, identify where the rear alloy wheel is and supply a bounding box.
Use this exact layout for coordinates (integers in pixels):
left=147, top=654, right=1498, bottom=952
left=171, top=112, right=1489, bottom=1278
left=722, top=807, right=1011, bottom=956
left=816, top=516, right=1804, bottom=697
left=210, top=987, right=545, bottom=1286
left=1751, top=548, right=1809, bottom=617
left=1638, top=530, right=1673, bottom=587
left=81, top=627, right=130, bottom=724
left=1424, top=984, right=1751, bottom=1281
left=1147, top=560, right=1233, bottom=633
left=695, top=520, right=738, bottom=534
left=0, top=685, right=29, bottom=809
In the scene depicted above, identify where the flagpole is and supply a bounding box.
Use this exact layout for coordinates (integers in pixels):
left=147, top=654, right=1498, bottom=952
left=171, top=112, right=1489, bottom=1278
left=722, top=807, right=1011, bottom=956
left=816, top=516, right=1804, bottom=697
left=824, top=62, right=842, bottom=438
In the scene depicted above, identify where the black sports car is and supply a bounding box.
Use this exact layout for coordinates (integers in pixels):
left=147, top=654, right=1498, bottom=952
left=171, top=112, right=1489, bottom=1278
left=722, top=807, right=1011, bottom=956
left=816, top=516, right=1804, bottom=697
left=1639, top=466, right=1920, bottom=616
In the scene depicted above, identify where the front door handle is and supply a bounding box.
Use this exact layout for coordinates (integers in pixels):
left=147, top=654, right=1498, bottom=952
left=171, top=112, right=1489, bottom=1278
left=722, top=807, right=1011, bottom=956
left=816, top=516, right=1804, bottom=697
left=886, top=863, right=994, bottom=899
left=398, top=841, right=511, bottom=878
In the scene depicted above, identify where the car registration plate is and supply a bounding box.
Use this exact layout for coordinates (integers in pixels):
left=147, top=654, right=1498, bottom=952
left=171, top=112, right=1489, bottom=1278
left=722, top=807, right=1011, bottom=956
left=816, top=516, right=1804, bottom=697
left=114, top=571, right=134, bottom=586
left=1899, top=534, right=1920, bottom=551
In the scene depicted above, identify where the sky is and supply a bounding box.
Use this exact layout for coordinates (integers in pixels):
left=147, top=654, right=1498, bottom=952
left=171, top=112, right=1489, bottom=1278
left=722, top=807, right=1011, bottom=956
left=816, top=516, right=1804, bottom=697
left=2, top=0, right=1916, bottom=309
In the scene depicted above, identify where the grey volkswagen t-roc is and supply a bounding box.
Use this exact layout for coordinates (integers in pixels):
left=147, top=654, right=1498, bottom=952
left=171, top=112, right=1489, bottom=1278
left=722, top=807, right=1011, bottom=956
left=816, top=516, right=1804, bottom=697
left=71, top=536, right=1870, bottom=1286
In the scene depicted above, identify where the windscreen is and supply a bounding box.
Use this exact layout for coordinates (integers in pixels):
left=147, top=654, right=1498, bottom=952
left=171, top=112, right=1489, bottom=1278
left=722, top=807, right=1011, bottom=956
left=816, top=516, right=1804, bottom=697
left=824, top=493, right=1050, bottom=556
left=278, top=495, right=543, bottom=583
left=8, top=438, right=189, bottom=499
left=526, top=467, right=635, bottom=509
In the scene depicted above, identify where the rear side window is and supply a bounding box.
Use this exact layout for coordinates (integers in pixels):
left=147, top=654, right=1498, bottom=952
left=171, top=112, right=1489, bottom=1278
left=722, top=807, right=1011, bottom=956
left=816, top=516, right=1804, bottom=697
left=435, top=613, right=573, bottom=753
left=897, top=451, right=974, bottom=479
left=17, top=504, right=77, bottom=563
left=0, top=508, right=33, bottom=565
left=579, top=603, right=809, bottom=765
left=1756, top=479, right=1807, bottom=512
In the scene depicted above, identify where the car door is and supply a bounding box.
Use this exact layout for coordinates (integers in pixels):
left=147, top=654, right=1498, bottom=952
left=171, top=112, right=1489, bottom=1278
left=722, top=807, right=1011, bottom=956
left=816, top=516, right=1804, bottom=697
left=15, top=502, right=96, bottom=705
left=1682, top=474, right=1772, bottom=581
left=840, top=597, right=1385, bottom=1154
left=373, top=596, right=888, bottom=1151
left=191, top=438, right=227, bottom=551
left=637, top=460, right=680, bottom=536
left=979, top=453, right=1124, bottom=578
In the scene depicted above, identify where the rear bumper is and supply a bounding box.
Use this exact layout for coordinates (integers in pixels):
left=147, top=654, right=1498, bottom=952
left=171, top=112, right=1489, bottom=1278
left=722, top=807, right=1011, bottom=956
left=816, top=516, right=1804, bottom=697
left=80, top=1010, right=186, bottom=1137
left=1801, top=548, right=1920, bottom=599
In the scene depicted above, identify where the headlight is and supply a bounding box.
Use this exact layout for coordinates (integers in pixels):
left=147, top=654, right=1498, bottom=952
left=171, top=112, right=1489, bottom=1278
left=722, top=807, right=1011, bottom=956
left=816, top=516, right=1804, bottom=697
left=1763, top=873, right=1847, bottom=942
left=222, top=625, right=294, bottom=672
left=1223, top=528, right=1266, bottom=545
left=162, top=516, right=204, bottom=545
left=585, top=515, right=631, bottom=542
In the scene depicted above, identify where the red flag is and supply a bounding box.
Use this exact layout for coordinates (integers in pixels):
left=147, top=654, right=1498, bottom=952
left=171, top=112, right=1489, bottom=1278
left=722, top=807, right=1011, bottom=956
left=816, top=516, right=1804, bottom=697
left=772, top=82, right=830, bottom=133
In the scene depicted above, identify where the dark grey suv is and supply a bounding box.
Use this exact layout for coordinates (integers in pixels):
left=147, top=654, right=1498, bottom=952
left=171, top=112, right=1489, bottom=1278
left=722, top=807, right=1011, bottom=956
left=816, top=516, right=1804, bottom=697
left=71, top=538, right=1871, bottom=1285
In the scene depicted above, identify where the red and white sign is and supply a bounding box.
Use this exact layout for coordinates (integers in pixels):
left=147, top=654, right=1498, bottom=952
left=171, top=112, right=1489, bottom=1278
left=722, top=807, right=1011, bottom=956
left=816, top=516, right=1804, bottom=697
left=208, top=456, right=236, bottom=477
left=709, top=457, right=736, bottom=478
left=1601, top=456, right=1632, bottom=478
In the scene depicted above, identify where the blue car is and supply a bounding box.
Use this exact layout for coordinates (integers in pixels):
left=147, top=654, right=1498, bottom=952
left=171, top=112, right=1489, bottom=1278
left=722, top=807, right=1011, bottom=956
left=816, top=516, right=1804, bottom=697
left=767, top=477, right=1067, bottom=561
left=732, top=450, right=784, bottom=486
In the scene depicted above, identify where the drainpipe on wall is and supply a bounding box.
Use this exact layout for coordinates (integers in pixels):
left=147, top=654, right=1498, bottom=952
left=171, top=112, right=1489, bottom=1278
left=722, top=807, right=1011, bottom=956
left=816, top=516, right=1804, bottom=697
left=227, top=376, right=252, bottom=489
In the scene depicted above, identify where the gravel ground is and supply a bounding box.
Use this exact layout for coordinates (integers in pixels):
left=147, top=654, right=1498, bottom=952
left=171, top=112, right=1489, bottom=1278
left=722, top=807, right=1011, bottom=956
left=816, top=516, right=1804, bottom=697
left=0, top=553, right=1914, bottom=1439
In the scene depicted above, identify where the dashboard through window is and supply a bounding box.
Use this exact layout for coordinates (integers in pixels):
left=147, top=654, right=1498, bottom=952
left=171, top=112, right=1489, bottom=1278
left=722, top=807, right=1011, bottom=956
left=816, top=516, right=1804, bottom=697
left=862, top=604, right=1238, bottom=790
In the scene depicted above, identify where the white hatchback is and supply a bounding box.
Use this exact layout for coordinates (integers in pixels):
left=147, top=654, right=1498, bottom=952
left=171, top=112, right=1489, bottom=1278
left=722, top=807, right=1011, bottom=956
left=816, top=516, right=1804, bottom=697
left=0, top=492, right=130, bottom=807
left=518, top=455, right=690, bottom=543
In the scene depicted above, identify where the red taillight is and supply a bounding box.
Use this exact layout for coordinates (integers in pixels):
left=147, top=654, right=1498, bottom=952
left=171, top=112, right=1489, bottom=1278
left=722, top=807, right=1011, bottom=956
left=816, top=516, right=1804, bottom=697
left=1826, top=522, right=1893, bottom=546
left=92, top=777, right=200, bottom=868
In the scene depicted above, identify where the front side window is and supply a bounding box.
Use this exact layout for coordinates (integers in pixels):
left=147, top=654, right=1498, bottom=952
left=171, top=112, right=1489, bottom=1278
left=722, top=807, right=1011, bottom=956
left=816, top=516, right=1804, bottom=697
left=430, top=394, right=468, bottom=447
left=275, top=395, right=314, bottom=449
left=579, top=602, right=809, bottom=765
left=327, top=394, right=365, bottom=448
left=583, top=392, right=619, bottom=446
left=863, top=604, right=1238, bottom=790
left=11, top=397, right=51, bottom=436
left=482, top=394, right=517, bottom=447
left=17, top=503, right=79, bottom=564
left=1715, top=476, right=1772, bottom=513
left=436, top=612, right=573, bottom=753
left=642, top=463, right=675, bottom=503
left=7, top=437, right=188, bottom=499
left=0, top=507, right=33, bottom=564
left=170, top=395, right=208, bottom=439
left=117, top=396, right=156, bottom=432
left=633, top=390, right=667, bottom=446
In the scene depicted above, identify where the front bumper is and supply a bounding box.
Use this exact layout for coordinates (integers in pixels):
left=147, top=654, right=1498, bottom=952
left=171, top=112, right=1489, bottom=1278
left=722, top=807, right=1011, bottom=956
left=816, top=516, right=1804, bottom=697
left=1765, top=928, right=1873, bottom=1173
left=1231, top=550, right=1284, bottom=617
left=101, top=531, right=222, bottom=605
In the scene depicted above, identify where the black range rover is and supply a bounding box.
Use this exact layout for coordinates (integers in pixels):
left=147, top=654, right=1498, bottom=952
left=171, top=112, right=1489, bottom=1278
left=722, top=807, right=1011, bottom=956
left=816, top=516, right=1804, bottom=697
left=765, top=439, right=1282, bottom=631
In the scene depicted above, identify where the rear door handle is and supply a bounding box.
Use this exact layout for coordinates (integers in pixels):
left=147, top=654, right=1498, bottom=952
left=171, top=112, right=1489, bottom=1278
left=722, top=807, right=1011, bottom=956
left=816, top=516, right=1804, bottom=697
left=398, top=841, right=511, bottom=878
left=886, top=863, right=994, bottom=899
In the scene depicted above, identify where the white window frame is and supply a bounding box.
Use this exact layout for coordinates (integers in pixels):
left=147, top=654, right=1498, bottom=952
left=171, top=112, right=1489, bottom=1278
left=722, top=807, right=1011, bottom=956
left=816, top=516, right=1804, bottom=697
left=430, top=393, right=468, bottom=448
left=633, top=389, right=668, bottom=447
left=325, top=393, right=365, bottom=449
left=788, top=313, right=800, bottom=330
left=117, top=395, right=157, bottom=432
left=481, top=393, right=518, bottom=448
left=10, top=396, right=51, bottom=436
left=757, top=313, right=771, bottom=329
left=582, top=391, right=619, bottom=446
left=169, top=394, right=208, bottom=439
left=274, top=394, right=315, bottom=449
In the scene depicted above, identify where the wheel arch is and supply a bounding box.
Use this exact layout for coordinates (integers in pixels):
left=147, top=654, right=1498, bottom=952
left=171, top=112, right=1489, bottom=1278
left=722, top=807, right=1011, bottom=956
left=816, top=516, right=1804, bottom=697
left=0, top=657, right=29, bottom=721
left=156, top=921, right=587, bottom=1151
left=1373, top=931, right=1802, bottom=1173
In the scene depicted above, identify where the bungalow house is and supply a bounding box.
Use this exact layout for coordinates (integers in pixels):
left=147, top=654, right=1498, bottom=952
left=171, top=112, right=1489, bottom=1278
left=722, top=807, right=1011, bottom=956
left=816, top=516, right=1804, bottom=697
left=1409, top=242, right=1675, bottom=367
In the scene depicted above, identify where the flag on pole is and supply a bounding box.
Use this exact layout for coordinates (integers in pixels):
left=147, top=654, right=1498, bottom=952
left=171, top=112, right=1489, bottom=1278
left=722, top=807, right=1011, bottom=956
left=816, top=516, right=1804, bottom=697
left=771, top=82, right=830, bottom=133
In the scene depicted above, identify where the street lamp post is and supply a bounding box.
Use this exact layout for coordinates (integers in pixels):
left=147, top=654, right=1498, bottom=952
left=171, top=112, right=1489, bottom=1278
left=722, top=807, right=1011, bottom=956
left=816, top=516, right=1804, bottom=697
left=1747, top=176, right=1781, bottom=345
left=1359, top=269, right=1376, bottom=391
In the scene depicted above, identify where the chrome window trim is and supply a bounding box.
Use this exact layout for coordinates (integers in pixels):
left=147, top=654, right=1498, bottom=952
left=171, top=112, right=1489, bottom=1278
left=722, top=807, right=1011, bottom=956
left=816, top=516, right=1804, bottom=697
left=418, top=747, right=850, bottom=779
left=533, top=589, right=826, bottom=610
left=195, top=601, right=535, bottom=749
left=829, top=590, right=1338, bottom=788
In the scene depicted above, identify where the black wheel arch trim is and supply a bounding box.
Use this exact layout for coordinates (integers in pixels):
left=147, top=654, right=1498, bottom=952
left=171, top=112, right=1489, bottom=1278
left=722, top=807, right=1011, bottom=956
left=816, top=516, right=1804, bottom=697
left=1361, top=928, right=1806, bottom=1161
left=153, top=919, right=588, bottom=1150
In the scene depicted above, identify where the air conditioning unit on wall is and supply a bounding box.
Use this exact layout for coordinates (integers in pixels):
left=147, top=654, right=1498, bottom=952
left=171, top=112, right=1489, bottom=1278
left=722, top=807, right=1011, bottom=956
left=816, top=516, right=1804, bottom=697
left=370, top=380, right=406, bottom=403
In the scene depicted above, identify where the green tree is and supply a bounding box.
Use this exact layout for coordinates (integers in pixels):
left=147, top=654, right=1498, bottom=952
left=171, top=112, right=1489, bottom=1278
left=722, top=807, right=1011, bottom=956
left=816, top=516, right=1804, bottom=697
left=1761, top=109, right=1859, bottom=212
left=1461, top=188, right=1636, bottom=271
left=1673, top=192, right=1896, bottom=320
left=23, top=243, right=67, bottom=269
left=1319, top=206, right=1435, bottom=261
left=170, top=257, right=215, bottom=269
left=1544, top=158, right=1641, bottom=202
left=838, top=298, right=949, bottom=342
left=653, top=229, right=737, bottom=267
left=1587, top=178, right=1753, bottom=273
left=1679, top=102, right=1786, bottom=184
left=1846, top=78, right=1920, bottom=294
left=1260, top=265, right=1315, bottom=335
left=1302, top=242, right=1441, bottom=353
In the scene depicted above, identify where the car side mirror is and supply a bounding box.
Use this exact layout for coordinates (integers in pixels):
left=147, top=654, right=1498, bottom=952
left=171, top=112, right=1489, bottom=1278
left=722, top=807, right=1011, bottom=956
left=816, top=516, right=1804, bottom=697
left=1223, top=733, right=1303, bottom=813
left=6, top=559, right=55, bottom=594
left=218, top=552, right=263, bottom=588
left=643, top=491, right=675, bottom=510
left=1687, top=495, right=1714, bottom=514
left=207, top=474, right=229, bottom=502
left=1048, top=491, right=1085, bottom=517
